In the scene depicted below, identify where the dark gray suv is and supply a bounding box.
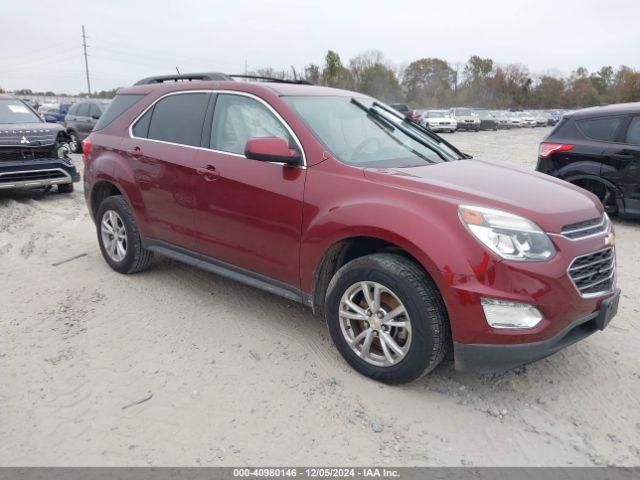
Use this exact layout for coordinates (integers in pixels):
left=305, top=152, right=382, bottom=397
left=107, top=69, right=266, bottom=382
left=64, top=99, right=111, bottom=152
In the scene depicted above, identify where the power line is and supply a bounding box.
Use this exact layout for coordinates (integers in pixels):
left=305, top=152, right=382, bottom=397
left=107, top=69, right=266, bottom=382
left=82, top=25, right=92, bottom=95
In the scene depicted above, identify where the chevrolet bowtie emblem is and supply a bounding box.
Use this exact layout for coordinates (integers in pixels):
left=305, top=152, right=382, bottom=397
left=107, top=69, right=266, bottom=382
left=605, top=232, right=615, bottom=246
left=20, top=136, right=30, bottom=144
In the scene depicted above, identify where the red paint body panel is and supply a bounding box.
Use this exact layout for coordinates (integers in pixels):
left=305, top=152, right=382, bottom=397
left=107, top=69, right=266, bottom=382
left=84, top=80, right=616, bottom=351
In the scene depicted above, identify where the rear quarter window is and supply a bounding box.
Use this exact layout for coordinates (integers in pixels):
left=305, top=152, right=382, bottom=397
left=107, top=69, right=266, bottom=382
left=625, top=116, right=640, bottom=145
left=94, top=94, right=144, bottom=131
left=576, top=115, right=625, bottom=142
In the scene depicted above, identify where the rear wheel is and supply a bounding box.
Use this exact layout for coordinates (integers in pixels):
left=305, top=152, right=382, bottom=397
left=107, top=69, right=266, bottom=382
left=573, top=179, right=618, bottom=216
left=96, top=195, right=153, bottom=274
left=325, top=253, right=450, bottom=384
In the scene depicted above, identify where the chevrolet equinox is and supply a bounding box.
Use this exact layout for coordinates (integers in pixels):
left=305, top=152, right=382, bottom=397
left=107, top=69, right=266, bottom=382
left=83, top=72, right=620, bottom=384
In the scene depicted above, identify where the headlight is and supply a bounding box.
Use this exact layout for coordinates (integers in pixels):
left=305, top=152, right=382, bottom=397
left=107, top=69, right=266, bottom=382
left=459, top=205, right=556, bottom=261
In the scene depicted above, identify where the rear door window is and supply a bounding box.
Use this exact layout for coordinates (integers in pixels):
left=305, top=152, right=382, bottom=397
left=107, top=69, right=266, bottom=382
left=89, top=103, right=102, bottom=119
left=624, top=116, right=640, bottom=146
left=145, top=92, right=209, bottom=147
left=577, top=116, right=624, bottom=141
left=76, top=103, right=89, bottom=117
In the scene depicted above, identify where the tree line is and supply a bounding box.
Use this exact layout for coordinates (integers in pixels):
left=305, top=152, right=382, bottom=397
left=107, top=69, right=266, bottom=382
left=3, top=50, right=639, bottom=109
left=257, top=50, right=640, bottom=110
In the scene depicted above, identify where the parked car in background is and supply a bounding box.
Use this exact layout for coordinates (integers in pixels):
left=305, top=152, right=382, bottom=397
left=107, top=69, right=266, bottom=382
left=474, top=110, right=499, bottom=131
left=65, top=99, right=111, bottom=152
left=83, top=72, right=619, bottom=383
left=545, top=110, right=563, bottom=125
left=540, top=111, right=559, bottom=126
left=390, top=103, right=421, bottom=122
left=533, top=111, right=548, bottom=127
left=450, top=107, right=480, bottom=131
left=490, top=111, right=511, bottom=129
left=421, top=110, right=457, bottom=132
left=0, top=94, right=79, bottom=193
left=537, top=102, right=640, bottom=218
left=39, top=103, right=71, bottom=124
left=517, top=111, right=537, bottom=127
left=505, top=112, right=522, bottom=128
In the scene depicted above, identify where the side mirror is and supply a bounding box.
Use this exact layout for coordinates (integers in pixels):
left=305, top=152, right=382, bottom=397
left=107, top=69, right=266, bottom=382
left=91, top=114, right=101, bottom=120
left=244, top=137, right=301, bottom=165
left=44, top=115, right=58, bottom=123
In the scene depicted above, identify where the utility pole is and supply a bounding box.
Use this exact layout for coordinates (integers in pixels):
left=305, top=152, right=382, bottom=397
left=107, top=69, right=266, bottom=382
left=82, top=25, right=92, bottom=96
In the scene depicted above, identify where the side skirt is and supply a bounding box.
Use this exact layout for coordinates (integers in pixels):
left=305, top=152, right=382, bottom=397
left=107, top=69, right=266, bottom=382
left=142, top=238, right=312, bottom=306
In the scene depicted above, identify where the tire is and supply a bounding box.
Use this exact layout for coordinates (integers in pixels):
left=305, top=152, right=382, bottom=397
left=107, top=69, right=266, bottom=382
left=57, top=183, right=74, bottom=193
left=96, top=195, right=153, bottom=274
left=68, top=131, right=82, bottom=153
left=325, top=253, right=451, bottom=384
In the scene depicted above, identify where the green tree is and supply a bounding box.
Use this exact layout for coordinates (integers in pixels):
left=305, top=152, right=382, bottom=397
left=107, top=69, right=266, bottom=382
left=321, top=50, right=351, bottom=88
left=532, top=76, right=565, bottom=108
left=359, top=63, right=402, bottom=102
left=401, top=58, right=455, bottom=107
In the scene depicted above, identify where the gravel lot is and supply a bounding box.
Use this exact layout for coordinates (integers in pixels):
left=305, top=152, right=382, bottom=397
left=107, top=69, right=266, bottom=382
left=1, top=127, right=639, bottom=467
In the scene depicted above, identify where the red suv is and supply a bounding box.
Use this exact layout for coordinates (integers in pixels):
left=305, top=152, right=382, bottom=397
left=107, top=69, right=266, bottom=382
left=83, top=72, right=620, bottom=384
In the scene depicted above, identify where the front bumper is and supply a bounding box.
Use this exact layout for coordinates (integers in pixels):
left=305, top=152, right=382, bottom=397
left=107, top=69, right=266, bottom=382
left=454, top=288, right=620, bottom=373
left=428, top=124, right=457, bottom=131
left=0, top=158, right=79, bottom=190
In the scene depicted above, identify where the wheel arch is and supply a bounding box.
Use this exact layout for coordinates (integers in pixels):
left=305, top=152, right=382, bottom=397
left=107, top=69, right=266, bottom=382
left=310, top=232, right=445, bottom=317
left=564, top=173, right=624, bottom=213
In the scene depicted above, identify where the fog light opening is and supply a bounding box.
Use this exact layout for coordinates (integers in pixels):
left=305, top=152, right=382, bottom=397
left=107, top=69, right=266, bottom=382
left=481, top=298, right=543, bottom=329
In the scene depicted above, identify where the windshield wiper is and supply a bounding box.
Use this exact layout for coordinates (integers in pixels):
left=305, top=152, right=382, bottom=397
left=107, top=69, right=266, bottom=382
left=350, top=98, right=449, bottom=162
left=371, top=101, right=472, bottom=159
left=349, top=98, right=433, bottom=163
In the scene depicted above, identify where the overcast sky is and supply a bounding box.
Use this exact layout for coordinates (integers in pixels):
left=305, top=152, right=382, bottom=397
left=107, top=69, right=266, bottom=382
left=2, top=0, right=639, bottom=94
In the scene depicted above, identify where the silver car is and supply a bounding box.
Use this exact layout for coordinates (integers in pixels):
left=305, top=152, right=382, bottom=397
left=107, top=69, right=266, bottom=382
left=422, top=110, right=457, bottom=133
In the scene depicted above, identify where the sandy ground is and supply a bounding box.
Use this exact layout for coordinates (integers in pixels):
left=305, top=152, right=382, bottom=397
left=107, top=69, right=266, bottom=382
left=1, top=127, right=639, bottom=467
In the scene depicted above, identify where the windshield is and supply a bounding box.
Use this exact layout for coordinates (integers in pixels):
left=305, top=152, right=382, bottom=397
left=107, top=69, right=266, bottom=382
left=0, top=99, right=42, bottom=124
left=454, top=108, right=473, bottom=116
left=427, top=111, right=446, bottom=118
left=283, top=96, right=461, bottom=168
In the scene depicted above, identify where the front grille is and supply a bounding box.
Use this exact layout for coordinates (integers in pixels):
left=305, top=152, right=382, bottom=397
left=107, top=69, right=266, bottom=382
left=568, top=247, right=615, bottom=297
left=0, top=147, right=55, bottom=162
left=561, top=216, right=607, bottom=239
left=0, top=130, right=57, bottom=146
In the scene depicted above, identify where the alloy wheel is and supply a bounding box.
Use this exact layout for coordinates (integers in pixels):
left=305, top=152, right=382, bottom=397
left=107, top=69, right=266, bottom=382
left=101, top=210, right=128, bottom=262
left=338, top=281, right=412, bottom=367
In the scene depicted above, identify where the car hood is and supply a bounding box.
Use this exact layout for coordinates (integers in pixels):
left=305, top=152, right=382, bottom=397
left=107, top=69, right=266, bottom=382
left=0, top=122, right=63, bottom=147
left=363, top=159, right=603, bottom=233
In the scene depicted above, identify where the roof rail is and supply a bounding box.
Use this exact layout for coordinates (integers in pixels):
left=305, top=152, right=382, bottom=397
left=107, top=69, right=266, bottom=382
left=133, top=72, right=233, bottom=86
left=229, top=74, right=313, bottom=85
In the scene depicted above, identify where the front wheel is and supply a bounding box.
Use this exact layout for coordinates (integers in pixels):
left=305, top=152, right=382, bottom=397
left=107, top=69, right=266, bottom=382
left=57, top=183, right=74, bottom=193
left=325, top=254, right=450, bottom=384
left=68, top=132, right=81, bottom=153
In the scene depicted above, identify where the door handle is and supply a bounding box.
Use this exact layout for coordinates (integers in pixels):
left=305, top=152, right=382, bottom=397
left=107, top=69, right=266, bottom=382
left=197, top=165, right=220, bottom=181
